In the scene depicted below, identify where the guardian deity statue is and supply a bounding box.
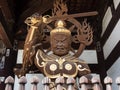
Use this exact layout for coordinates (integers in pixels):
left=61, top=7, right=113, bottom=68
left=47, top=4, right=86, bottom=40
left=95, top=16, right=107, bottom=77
left=15, top=0, right=94, bottom=89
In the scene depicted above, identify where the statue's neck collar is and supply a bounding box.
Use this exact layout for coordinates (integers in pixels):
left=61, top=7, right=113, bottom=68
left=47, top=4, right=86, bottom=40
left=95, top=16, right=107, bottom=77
left=50, top=53, right=71, bottom=59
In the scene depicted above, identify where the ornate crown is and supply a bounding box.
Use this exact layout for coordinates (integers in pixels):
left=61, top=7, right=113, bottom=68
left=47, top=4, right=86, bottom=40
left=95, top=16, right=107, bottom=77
left=50, top=20, right=71, bottom=36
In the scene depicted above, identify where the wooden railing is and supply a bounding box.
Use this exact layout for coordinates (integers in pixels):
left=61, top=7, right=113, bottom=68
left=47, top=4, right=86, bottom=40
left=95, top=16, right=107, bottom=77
left=3, top=76, right=120, bottom=90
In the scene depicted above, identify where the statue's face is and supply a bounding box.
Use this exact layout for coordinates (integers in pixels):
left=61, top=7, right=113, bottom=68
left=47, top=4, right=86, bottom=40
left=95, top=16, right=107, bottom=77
left=51, top=33, right=71, bottom=56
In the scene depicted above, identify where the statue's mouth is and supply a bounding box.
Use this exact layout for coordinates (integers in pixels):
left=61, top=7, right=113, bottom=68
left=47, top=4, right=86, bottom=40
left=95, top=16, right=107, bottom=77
left=56, top=47, right=64, bottom=50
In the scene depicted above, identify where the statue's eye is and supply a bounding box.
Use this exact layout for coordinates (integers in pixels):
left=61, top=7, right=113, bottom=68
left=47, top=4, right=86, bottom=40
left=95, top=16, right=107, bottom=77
left=54, top=39, right=58, bottom=42
left=62, top=38, right=67, bottom=42
left=54, top=38, right=59, bottom=42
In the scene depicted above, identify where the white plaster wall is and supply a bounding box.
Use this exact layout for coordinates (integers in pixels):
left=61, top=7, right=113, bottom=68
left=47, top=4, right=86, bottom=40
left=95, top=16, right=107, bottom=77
left=79, top=50, right=98, bottom=64
left=113, top=0, right=120, bottom=9
left=107, top=57, right=120, bottom=90
left=103, top=19, right=120, bottom=59
left=102, top=7, right=112, bottom=36
left=16, top=49, right=23, bottom=64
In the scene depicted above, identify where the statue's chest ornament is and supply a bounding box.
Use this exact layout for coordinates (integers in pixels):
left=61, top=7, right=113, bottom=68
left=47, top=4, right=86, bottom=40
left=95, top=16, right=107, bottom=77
left=49, top=58, right=75, bottom=71
left=45, top=58, right=78, bottom=79
left=36, top=55, right=87, bottom=79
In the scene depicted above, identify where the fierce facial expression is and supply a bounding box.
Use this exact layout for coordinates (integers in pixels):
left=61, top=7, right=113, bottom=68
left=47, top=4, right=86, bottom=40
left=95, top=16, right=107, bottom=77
left=51, top=33, right=71, bottom=56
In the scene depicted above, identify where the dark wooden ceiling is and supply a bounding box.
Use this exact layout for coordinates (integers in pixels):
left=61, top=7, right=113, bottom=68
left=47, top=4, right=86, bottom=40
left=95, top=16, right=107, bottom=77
left=67, top=0, right=99, bottom=13
left=12, top=0, right=101, bottom=22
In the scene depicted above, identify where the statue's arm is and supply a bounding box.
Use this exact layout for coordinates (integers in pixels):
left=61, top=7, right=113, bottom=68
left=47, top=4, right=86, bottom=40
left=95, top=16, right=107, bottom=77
left=15, top=35, right=43, bottom=78
left=15, top=14, right=44, bottom=78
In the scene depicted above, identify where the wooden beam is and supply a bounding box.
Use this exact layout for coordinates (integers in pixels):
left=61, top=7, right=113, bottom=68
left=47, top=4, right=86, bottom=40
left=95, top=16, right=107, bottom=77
left=0, top=0, right=12, bottom=20
left=0, top=8, right=13, bottom=48
left=0, top=22, right=12, bottom=48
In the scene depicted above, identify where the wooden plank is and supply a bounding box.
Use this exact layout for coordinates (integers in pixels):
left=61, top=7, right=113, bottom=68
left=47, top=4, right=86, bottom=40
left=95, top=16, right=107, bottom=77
left=0, top=22, right=12, bottom=48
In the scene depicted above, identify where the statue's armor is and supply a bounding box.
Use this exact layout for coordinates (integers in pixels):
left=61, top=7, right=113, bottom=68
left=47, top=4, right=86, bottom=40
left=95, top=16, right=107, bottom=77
left=35, top=50, right=90, bottom=79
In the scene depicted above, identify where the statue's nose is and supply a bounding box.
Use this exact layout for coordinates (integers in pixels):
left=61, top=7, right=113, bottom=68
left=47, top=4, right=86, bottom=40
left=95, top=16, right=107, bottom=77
left=57, top=41, right=63, bottom=46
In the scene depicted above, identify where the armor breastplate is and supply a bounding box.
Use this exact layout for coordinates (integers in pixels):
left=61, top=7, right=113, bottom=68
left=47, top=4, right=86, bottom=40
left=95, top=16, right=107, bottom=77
left=44, top=58, right=78, bottom=78
left=35, top=50, right=90, bottom=79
